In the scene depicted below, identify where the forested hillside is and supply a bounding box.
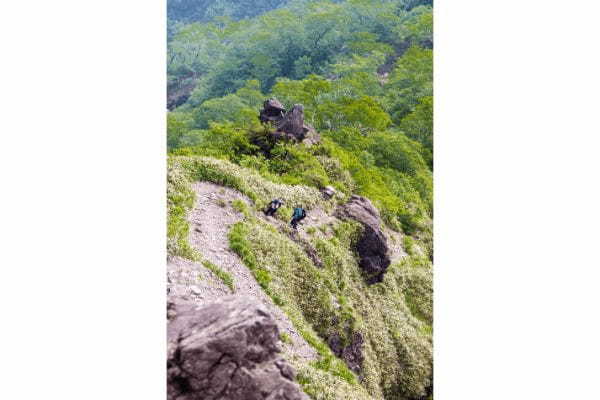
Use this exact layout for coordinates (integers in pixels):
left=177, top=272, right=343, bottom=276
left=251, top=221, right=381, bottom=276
left=167, top=1, right=433, bottom=399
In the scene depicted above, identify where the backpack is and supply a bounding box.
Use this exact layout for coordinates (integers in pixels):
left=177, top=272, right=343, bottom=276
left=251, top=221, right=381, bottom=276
left=293, top=207, right=304, bottom=219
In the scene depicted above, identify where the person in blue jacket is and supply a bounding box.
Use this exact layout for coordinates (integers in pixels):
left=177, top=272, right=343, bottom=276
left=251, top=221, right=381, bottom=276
left=290, top=206, right=306, bottom=230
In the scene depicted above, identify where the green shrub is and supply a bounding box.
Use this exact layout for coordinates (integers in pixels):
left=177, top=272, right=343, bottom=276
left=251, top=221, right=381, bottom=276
left=231, top=216, right=432, bottom=399
left=232, top=199, right=249, bottom=216
left=202, top=260, right=235, bottom=292
left=280, top=332, right=292, bottom=344
left=402, top=235, right=416, bottom=256
left=170, top=155, right=329, bottom=212
left=166, top=163, right=199, bottom=260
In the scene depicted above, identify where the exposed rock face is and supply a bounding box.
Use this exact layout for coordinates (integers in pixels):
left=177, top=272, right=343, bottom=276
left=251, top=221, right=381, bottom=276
left=167, top=296, right=309, bottom=400
left=276, top=104, right=306, bottom=138
left=258, top=99, right=320, bottom=145
left=259, top=99, right=286, bottom=124
left=336, top=195, right=391, bottom=284
left=327, top=332, right=364, bottom=374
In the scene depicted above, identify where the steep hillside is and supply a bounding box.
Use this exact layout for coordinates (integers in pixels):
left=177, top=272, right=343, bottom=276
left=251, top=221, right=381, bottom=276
left=167, top=155, right=432, bottom=400
left=167, top=1, right=433, bottom=399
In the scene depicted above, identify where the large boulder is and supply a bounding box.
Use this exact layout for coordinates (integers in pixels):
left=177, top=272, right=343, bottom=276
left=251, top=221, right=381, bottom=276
left=167, top=296, right=309, bottom=400
left=336, top=195, right=391, bottom=284
left=259, top=100, right=320, bottom=145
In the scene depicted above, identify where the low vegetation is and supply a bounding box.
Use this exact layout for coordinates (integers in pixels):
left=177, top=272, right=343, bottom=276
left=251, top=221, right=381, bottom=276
left=202, top=259, right=235, bottom=292
left=167, top=152, right=433, bottom=399
left=229, top=206, right=432, bottom=399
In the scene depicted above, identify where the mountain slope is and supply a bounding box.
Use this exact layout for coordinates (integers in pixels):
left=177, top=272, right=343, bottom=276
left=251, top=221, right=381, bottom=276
left=166, top=1, right=434, bottom=398
left=167, top=156, right=433, bottom=399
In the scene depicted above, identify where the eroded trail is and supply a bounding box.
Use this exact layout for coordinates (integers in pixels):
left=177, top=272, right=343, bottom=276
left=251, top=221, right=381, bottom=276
left=167, top=182, right=317, bottom=362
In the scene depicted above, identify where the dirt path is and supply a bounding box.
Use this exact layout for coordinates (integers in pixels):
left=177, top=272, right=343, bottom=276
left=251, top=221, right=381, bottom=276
left=167, top=182, right=317, bottom=362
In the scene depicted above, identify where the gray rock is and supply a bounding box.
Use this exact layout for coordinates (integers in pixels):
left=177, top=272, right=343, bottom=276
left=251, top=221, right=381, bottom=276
left=190, top=286, right=202, bottom=295
left=321, top=186, right=337, bottom=199
left=167, top=296, right=309, bottom=400
left=336, top=195, right=391, bottom=284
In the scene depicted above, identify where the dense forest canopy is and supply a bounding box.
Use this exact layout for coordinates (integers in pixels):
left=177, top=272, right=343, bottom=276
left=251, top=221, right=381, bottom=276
left=168, top=0, right=432, bottom=24
left=167, top=2, right=434, bottom=396
left=168, top=0, right=290, bottom=23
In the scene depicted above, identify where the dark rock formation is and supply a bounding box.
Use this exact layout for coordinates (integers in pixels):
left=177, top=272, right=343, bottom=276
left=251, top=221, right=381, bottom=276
left=276, top=104, right=306, bottom=138
left=259, top=99, right=286, bottom=124
left=336, top=195, right=391, bottom=284
left=327, top=332, right=364, bottom=374
left=167, top=296, right=309, bottom=400
left=299, top=123, right=321, bottom=146
left=258, top=99, right=320, bottom=145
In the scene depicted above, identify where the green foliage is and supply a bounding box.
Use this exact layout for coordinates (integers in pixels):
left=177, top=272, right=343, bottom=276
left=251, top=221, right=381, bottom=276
left=229, top=222, right=273, bottom=293
left=231, top=216, right=433, bottom=399
left=279, top=332, right=292, bottom=344
left=385, top=45, right=433, bottom=123
left=402, top=235, right=416, bottom=256
left=231, top=199, right=249, bottom=216
left=394, top=5, right=433, bottom=48
left=322, top=137, right=431, bottom=233
left=167, top=111, right=193, bottom=150
left=168, top=1, right=432, bottom=104
left=191, top=80, right=265, bottom=129
left=166, top=3, right=435, bottom=398
left=399, top=95, right=433, bottom=153
left=170, top=155, right=330, bottom=211
left=271, top=75, right=389, bottom=132
left=393, top=256, right=433, bottom=325
left=168, top=0, right=290, bottom=24
left=166, top=162, right=198, bottom=259
left=202, top=259, right=235, bottom=291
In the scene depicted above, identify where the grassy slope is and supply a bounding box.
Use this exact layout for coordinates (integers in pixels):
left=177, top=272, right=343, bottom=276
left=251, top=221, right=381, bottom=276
left=167, top=155, right=433, bottom=400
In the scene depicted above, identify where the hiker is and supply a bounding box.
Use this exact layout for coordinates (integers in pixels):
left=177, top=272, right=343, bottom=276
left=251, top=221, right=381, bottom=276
left=290, top=206, right=306, bottom=230
left=265, top=199, right=283, bottom=216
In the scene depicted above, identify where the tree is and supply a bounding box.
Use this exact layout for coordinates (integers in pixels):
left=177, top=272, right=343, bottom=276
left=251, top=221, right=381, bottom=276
left=385, top=45, right=432, bottom=122
left=399, top=95, right=432, bottom=151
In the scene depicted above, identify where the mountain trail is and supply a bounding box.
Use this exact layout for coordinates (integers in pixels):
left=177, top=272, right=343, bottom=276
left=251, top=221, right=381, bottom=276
left=167, top=181, right=317, bottom=362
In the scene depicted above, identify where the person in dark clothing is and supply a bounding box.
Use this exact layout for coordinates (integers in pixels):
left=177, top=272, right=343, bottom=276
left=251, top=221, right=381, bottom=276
left=290, top=206, right=306, bottom=229
left=265, top=199, right=283, bottom=216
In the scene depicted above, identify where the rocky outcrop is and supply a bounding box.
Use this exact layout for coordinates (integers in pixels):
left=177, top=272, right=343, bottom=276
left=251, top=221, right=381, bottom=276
left=321, top=186, right=337, bottom=199
left=259, top=99, right=286, bottom=124
left=275, top=104, right=306, bottom=138
left=167, top=296, right=309, bottom=400
left=327, top=332, right=364, bottom=374
left=336, top=195, right=391, bottom=284
left=258, top=99, right=320, bottom=145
